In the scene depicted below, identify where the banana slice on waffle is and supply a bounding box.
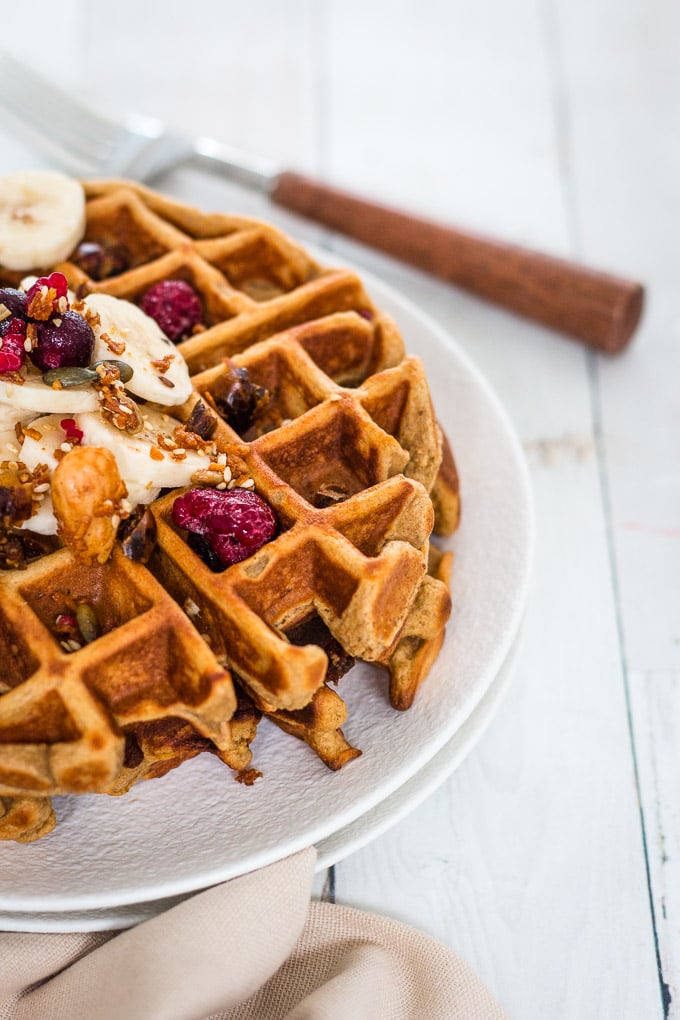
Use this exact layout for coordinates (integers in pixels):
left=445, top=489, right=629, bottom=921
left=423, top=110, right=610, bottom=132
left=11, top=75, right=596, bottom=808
left=0, top=174, right=460, bottom=842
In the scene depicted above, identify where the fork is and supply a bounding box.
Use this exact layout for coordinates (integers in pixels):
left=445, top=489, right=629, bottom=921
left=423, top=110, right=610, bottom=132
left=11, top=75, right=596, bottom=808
left=0, top=52, right=643, bottom=353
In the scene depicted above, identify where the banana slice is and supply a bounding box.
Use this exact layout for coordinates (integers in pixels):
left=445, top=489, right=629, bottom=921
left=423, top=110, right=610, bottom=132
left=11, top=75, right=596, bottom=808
left=76, top=406, right=213, bottom=489
left=0, top=401, right=33, bottom=431
left=0, top=373, right=100, bottom=415
left=17, top=414, right=163, bottom=536
left=0, top=171, right=85, bottom=271
left=21, top=494, right=56, bottom=536
left=125, top=480, right=161, bottom=509
left=0, top=427, right=22, bottom=460
left=0, top=422, right=58, bottom=535
left=17, top=413, right=67, bottom=475
left=83, top=293, right=193, bottom=406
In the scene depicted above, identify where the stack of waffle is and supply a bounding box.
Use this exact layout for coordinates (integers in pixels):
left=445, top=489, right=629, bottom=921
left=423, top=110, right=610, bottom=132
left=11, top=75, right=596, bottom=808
left=0, top=179, right=460, bottom=843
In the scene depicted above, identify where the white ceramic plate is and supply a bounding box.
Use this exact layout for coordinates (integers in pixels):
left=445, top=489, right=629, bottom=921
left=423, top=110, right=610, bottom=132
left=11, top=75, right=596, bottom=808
left=0, top=267, right=533, bottom=919
left=0, top=619, right=523, bottom=931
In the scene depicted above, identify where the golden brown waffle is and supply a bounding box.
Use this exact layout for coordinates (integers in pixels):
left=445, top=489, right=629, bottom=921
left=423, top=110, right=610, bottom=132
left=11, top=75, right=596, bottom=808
left=0, top=546, right=237, bottom=797
left=0, top=179, right=460, bottom=841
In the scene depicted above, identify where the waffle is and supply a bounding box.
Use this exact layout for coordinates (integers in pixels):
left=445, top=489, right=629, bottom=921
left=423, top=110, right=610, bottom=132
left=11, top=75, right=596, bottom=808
left=0, top=179, right=459, bottom=842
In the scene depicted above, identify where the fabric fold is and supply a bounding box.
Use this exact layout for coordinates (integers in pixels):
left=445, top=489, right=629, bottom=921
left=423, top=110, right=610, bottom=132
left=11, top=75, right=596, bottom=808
left=0, top=848, right=508, bottom=1020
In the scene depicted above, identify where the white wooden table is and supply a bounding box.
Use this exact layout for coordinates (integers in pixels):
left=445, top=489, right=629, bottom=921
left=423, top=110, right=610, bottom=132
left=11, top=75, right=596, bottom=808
left=2, top=2, right=677, bottom=1016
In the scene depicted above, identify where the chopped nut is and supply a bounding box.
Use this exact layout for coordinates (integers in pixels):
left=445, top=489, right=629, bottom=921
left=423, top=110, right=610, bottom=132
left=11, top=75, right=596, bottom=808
left=151, top=354, right=174, bottom=374
left=97, top=384, right=144, bottom=433
left=26, top=285, right=56, bottom=321
left=51, top=446, right=128, bottom=565
left=100, top=331, right=126, bottom=356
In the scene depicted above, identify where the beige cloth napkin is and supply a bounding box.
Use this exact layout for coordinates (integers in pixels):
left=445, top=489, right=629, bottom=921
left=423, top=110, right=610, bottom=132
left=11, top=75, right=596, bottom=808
left=0, top=847, right=508, bottom=1019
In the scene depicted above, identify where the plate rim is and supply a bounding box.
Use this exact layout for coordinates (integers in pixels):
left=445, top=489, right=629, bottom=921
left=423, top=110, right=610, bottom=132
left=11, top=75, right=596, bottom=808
left=0, top=617, right=524, bottom=931
left=0, top=251, right=534, bottom=914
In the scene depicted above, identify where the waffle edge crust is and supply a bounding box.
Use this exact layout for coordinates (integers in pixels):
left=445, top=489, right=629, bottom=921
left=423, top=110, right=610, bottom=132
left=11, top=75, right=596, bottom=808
left=0, top=179, right=460, bottom=843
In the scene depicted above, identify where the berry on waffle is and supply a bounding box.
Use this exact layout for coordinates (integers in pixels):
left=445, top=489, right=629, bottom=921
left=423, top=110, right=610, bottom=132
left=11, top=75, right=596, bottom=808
left=0, top=173, right=459, bottom=842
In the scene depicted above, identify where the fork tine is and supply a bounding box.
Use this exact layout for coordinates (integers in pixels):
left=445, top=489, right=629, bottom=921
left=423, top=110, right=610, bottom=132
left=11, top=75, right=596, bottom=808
left=0, top=53, right=122, bottom=142
left=0, top=52, right=189, bottom=181
left=0, top=53, right=124, bottom=167
left=0, top=53, right=143, bottom=175
left=0, top=58, right=119, bottom=144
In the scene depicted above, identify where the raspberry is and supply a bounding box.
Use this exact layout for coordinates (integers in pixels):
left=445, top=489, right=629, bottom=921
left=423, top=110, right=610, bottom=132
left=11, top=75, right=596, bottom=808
left=140, top=279, right=203, bottom=342
left=172, top=487, right=277, bottom=569
left=209, top=365, right=270, bottom=435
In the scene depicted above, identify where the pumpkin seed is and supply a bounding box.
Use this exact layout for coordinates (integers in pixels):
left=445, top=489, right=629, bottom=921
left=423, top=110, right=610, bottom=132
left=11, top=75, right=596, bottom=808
left=41, top=360, right=134, bottom=389
left=75, top=602, right=101, bottom=644
left=42, top=366, right=97, bottom=388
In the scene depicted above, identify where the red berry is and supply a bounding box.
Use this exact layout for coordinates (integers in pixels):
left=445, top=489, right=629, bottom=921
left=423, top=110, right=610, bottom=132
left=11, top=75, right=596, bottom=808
left=0, top=317, right=27, bottom=369
left=25, top=272, right=70, bottom=321
left=140, top=279, right=203, bottom=342
left=0, top=288, right=28, bottom=319
left=172, top=486, right=277, bottom=568
left=42, top=272, right=69, bottom=299
left=73, top=241, right=129, bottom=280
left=55, top=613, right=77, bottom=632
left=29, top=311, right=94, bottom=371
left=0, top=351, right=22, bottom=372
left=60, top=418, right=84, bottom=444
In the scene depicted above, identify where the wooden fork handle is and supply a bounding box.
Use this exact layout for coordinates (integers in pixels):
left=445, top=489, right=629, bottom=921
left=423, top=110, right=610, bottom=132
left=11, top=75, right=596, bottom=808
left=272, top=171, right=644, bottom=353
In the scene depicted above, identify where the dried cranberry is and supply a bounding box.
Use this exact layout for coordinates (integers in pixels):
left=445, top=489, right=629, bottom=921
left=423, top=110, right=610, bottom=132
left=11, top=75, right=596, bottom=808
left=0, top=351, right=22, bottom=372
left=185, top=399, right=217, bottom=440
left=60, top=418, right=84, bottom=444
left=209, top=366, right=270, bottom=435
left=25, top=272, right=70, bottom=320
left=119, top=506, right=157, bottom=564
left=73, top=241, right=129, bottom=281
left=140, top=280, right=203, bottom=342
left=28, top=272, right=69, bottom=302
left=0, top=287, right=27, bottom=319
left=0, top=314, right=27, bottom=347
left=172, top=487, right=277, bottom=569
left=54, top=613, right=78, bottom=633
left=0, top=316, right=26, bottom=370
left=29, top=311, right=95, bottom=371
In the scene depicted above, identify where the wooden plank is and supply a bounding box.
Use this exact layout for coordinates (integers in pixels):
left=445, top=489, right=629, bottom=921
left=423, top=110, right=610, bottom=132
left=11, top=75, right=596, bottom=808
left=556, top=0, right=680, bottom=1011
left=556, top=0, right=680, bottom=670
left=630, top=669, right=679, bottom=1016
left=335, top=423, right=662, bottom=1018
left=321, top=1, right=663, bottom=1016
